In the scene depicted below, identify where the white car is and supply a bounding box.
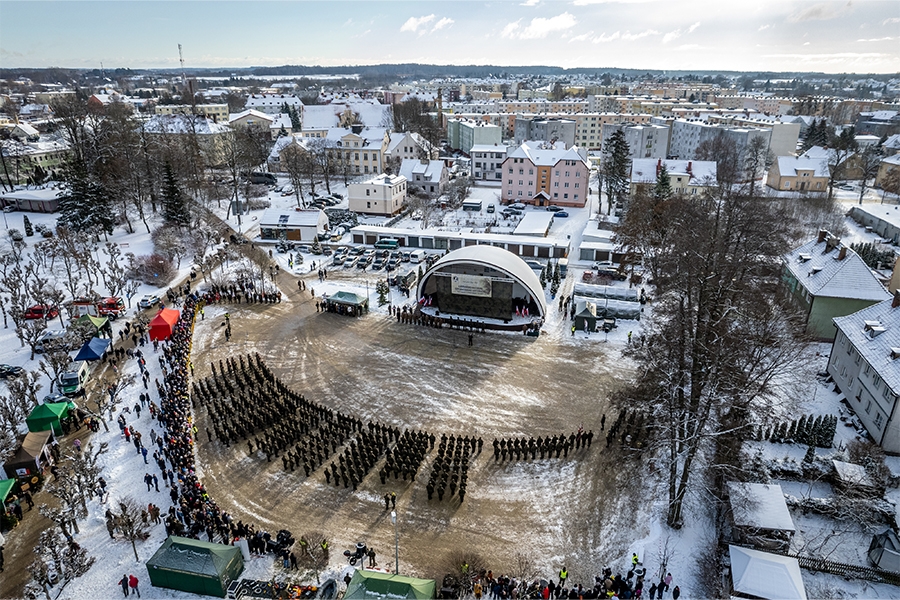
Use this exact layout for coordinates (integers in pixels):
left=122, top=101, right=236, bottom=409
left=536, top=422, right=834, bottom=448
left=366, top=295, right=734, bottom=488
left=139, top=294, right=160, bottom=309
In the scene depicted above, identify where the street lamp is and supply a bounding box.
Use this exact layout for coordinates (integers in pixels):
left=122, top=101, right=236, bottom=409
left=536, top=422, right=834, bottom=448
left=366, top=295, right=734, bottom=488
left=390, top=510, right=398, bottom=575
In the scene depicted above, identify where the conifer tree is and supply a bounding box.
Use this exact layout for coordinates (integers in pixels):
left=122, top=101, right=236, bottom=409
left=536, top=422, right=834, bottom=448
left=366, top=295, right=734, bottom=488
left=161, top=162, right=191, bottom=227
left=654, top=165, right=673, bottom=200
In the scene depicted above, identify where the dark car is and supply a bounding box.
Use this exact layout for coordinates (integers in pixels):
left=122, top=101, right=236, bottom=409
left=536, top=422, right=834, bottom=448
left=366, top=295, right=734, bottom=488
left=555, top=211, right=569, bottom=218
left=596, top=268, right=628, bottom=281
left=545, top=205, right=562, bottom=212
left=372, top=258, right=385, bottom=270
left=0, top=364, right=24, bottom=379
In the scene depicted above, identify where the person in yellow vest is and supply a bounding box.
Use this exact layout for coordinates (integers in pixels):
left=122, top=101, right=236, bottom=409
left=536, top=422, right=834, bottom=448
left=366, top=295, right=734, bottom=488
left=559, top=567, right=568, bottom=588
left=632, top=553, right=639, bottom=566
left=321, top=538, right=329, bottom=562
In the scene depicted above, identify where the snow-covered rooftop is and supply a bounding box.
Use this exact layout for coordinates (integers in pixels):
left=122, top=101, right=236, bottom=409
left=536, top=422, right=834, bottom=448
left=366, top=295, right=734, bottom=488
left=775, top=155, right=829, bottom=178
left=727, top=482, right=795, bottom=532
left=630, top=159, right=717, bottom=184
left=729, top=545, right=807, bottom=600
left=783, top=235, right=890, bottom=301
left=833, top=297, right=900, bottom=394
left=258, top=208, right=325, bottom=228
left=399, top=159, right=445, bottom=185
left=144, top=114, right=231, bottom=135
left=513, top=211, right=555, bottom=237
left=506, top=140, right=587, bottom=167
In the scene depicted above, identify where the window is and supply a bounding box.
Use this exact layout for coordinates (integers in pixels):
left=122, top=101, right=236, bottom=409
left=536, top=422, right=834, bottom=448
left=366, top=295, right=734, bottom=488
left=564, top=193, right=569, bottom=199
left=529, top=169, right=534, bottom=175
left=367, top=201, right=371, bottom=208
left=518, top=191, right=522, bottom=196
left=508, top=180, right=513, bottom=185
left=555, top=171, right=560, bottom=176
left=866, top=400, right=872, bottom=414
left=366, top=189, right=370, bottom=196
left=565, top=171, right=570, bottom=177
left=875, top=411, right=884, bottom=429
left=519, top=180, right=523, bottom=185
left=574, top=194, right=579, bottom=200
left=355, top=153, right=360, bottom=160
left=575, top=183, right=580, bottom=188
left=554, top=193, right=558, bottom=198
left=564, top=183, right=569, bottom=188
left=508, top=168, right=513, bottom=173
left=508, top=190, right=513, bottom=196
left=554, top=182, right=559, bottom=187
left=519, top=169, right=524, bottom=175
left=528, top=181, right=533, bottom=186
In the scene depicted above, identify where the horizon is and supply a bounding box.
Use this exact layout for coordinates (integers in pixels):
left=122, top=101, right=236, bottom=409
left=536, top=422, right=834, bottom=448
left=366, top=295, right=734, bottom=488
left=0, top=0, right=898, bottom=75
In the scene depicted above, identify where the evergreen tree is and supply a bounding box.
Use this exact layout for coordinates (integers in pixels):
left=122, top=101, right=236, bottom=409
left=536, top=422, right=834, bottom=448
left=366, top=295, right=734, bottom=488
left=376, top=279, right=389, bottom=306
left=797, top=415, right=808, bottom=444
left=787, top=419, right=797, bottom=442
left=550, top=262, right=560, bottom=296
left=602, top=129, right=631, bottom=214
left=803, top=444, right=816, bottom=464
left=289, top=105, right=302, bottom=130
left=653, top=165, right=673, bottom=200
left=311, top=236, right=322, bottom=255
left=57, top=158, right=115, bottom=236
left=417, top=265, right=424, bottom=283
left=539, top=266, right=547, bottom=289
left=23, top=215, right=34, bottom=237
left=161, top=162, right=191, bottom=227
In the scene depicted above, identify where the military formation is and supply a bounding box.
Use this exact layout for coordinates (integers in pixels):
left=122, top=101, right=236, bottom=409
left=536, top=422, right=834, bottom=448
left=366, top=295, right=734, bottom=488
left=425, top=434, right=480, bottom=503
left=379, top=428, right=433, bottom=483
left=492, top=430, right=593, bottom=461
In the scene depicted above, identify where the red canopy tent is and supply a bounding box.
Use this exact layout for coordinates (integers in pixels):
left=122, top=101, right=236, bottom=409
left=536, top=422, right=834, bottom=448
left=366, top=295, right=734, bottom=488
left=149, top=308, right=180, bottom=341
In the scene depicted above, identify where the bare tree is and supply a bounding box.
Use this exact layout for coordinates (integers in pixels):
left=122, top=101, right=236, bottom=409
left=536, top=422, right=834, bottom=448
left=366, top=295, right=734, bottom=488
left=39, top=345, right=74, bottom=394
left=281, top=142, right=308, bottom=207
left=100, top=242, right=129, bottom=297
left=27, top=528, right=95, bottom=600
left=114, top=496, right=152, bottom=561
left=296, top=531, right=328, bottom=584
left=856, top=145, right=883, bottom=205
left=94, top=371, right=137, bottom=426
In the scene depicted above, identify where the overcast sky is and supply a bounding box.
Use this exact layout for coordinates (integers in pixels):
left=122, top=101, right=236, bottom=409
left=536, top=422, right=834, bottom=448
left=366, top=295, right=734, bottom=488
left=1, top=0, right=898, bottom=74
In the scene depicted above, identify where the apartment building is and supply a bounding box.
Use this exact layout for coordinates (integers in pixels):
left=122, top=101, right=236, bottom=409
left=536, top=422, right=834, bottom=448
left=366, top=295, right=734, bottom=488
left=501, top=141, right=590, bottom=207
left=348, top=173, right=407, bottom=216
left=669, top=119, right=772, bottom=161
left=245, top=93, right=304, bottom=115
left=471, top=144, right=509, bottom=182
left=447, top=119, right=502, bottom=154
left=514, top=117, right=577, bottom=148
left=154, top=104, right=230, bottom=123
left=600, top=123, right=669, bottom=160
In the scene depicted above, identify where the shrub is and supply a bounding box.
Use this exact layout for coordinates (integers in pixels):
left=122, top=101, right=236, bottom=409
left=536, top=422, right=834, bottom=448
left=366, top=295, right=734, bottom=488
left=128, top=254, right=175, bottom=286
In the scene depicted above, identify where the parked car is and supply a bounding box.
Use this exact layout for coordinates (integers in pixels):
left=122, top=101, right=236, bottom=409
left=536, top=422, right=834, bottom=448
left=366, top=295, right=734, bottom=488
left=596, top=268, right=627, bottom=281
left=351, top=246, right=366, bottom=256
left=42, top=393, right=69, bottom=404
left=502, top=208, right=522, bottom=216
left=509, top=202, right=526, bottom=209
left=372, top=258, right=385, bottom=270
left=387, top=258, right=399, bottom=271
left=486, top=203, right=495, bottom=213
left=332, top=255, right=346, bottom=266
left=545, top=205, right=562, bottom=212
left=555, top=211, right=569, bottom=218
left=36, top=329, right=68, bottom=353
left=0, top=364, right=24, bottom=379
left=297, top=245, right=312, bottom=254
left=592, top=261, right=615, bottom=270
left=356, top=258, right=369, bottom=270
left=139, top=294, right=160, bottom=309
left=24, top=304, right=58, bottom=320
left=401, top=252, right=411, bottom=263
left=344, top=256, right=359, bottom=269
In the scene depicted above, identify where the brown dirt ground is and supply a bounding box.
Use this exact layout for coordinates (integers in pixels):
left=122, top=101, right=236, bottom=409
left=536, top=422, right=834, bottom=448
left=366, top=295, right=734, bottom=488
left=190, top=269, right=645, bottom=584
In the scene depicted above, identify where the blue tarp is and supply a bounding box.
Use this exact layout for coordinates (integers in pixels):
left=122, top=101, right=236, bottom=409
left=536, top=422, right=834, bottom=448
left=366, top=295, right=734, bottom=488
left=73, top=337, right=110, bottom=361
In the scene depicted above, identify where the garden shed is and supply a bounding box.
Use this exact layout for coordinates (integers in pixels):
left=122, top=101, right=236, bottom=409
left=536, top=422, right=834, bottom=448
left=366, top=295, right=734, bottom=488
left=146, top=536, right=244, bottom=598
left=149, top=308, right=180, bottom=341
left=344, top=569, right=435, bottom=599
left=727, top=481, right=795, bottom=552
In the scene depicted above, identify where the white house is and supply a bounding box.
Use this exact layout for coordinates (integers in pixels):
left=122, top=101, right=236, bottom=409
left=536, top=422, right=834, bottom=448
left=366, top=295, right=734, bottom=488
left=348, top=173, right=407, bottom=216
left=629, top=158, right=717, bottom=197
left=245, top=93, right=304, bottom=115
left=828, top=293, right=900, bottom=454
left=398, top=159, right=449, bottom=195
left=258, top=208, right=328, bottom=242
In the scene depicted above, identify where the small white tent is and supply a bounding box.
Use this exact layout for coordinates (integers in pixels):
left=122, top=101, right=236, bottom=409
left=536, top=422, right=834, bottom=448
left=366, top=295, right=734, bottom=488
left=729, top=545, right=807, bottom=600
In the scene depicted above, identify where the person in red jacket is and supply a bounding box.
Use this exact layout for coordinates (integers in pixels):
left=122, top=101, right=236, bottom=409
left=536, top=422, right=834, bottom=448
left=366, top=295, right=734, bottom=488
left=128, top=574, right=140, bottom=597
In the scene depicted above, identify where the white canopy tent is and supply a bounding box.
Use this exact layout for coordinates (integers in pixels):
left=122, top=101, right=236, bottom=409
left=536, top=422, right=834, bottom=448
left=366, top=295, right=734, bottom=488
left=729, top=545, right=807, bottom=600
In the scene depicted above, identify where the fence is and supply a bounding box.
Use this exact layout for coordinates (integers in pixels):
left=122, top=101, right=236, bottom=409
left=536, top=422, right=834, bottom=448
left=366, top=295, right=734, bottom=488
left=787, top=552, right=900, bottom=586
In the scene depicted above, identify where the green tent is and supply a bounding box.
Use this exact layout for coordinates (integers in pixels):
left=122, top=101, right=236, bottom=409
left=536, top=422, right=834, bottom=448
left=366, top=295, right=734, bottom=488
left=75, top=314, right=109, bottom=331
left=345, top=570, right=436, bottom=599
left=0, top=479, right=14, bottom=504
left=26, top=402, right=69, bottom=435
left=146, top=536, right=244, bottom=598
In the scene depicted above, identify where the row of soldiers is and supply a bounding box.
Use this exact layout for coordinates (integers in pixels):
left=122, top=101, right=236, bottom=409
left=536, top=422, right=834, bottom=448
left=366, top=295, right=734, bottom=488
left=492, top=430, right=594, bottom=461
left=426, top=435, right=475, bottom=503
left=281, top=422, right=356, bottom=475
left=606, top=409, right=647, bottom=450
left=380, top=429, right=433, bottom=483
left=326, top=428, right=392, bottom=490
left=197, top=279, right=281, bottom=305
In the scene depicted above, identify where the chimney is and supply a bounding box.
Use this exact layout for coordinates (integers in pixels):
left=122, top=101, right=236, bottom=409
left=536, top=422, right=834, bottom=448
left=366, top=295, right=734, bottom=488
left=817, top=230, right=827, bottom=244
left=893, top=291, right=900, bottom=309
left=838, top=246, right=847, bottom=261
left=687, top=161, right=693, bottom=177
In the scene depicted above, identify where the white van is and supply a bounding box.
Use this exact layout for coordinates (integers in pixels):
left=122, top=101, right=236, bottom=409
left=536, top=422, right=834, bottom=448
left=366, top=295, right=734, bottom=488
left=60, top=361, right=91, bottom=397
left=409, top=250, right=427, bottom=264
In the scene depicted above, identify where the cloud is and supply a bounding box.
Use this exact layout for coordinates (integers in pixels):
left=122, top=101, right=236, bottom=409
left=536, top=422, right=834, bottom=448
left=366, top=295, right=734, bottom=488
left=663, top=29, right=682, bottom=43
left=432, top=17, right=454, bottom=32
left=520, top=0, right=540, bottom=5
left=502, top=12, right=577, bottom=39
left=758, top=24, right=772, bottom=31
left=621, top=29, right=659, bottom=41
left=687, top=21, right=701, bottom=33
left=568, top=31, right=595, bottom=43
left=592, top=31, right=621, bottom=43
left=883, top=17, right=900, bottom=25
left=788, top=1, right=852, bottom=23
left=400, top=14, right=435, bottom=33
left=764, top=52, right=887, bottom=61
left=858, top=37, right=895, bottom=42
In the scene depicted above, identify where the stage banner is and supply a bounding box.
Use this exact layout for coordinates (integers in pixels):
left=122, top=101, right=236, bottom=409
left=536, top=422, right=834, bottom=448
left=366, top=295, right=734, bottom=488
left=451, top=274, right=492, bottom=298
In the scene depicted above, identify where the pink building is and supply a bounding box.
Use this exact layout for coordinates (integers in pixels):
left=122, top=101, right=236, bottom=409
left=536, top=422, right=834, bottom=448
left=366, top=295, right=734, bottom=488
left=501, top=141, right=590, bottom=207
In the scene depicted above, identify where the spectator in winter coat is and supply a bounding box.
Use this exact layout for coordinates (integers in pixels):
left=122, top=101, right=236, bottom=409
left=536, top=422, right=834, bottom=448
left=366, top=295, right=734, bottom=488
left=128, top=574, right=140, bottom=597
left=118, top=574, right=129, bottom=598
